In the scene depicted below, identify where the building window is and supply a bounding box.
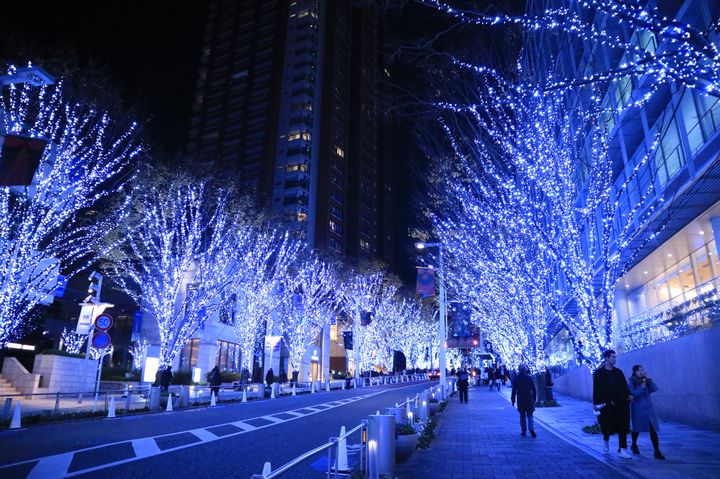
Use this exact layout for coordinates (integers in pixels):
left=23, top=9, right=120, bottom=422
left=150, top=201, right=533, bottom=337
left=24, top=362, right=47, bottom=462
left=656, top=118, right=685, bottom=186
left=329, top=220, right=342, bottom=234
left=296, top=211, right=307, bottom=222
left=178, top=339, right=200, bottom=371
left=335, top=146, right=345, bottom=158
left=288, top=131, right=311, bottom=142
left=216, top=340, right=240, bottom=372
left=679, top=91, right=704, bottom=154
left=360, top=239, right=371, bottom=252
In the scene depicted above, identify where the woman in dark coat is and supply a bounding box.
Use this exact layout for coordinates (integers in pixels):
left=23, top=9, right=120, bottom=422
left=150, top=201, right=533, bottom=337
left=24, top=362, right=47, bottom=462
left=511, top=364, right=537, bottom=437
left=628, top=365, right=665, bottom=459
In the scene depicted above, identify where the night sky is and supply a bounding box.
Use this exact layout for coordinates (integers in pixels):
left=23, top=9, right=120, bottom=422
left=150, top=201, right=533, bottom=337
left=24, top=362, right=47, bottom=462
left=0, top=1, right=205, bottom=154
left=0, top=0, right=524, bottom=280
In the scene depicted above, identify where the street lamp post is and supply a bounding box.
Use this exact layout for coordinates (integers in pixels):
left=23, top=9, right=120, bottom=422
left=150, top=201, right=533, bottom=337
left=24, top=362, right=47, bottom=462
left=416, top=242, right=447, bottom=399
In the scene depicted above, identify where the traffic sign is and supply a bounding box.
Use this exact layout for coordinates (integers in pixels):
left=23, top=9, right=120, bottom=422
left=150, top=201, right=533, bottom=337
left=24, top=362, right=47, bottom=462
left=92, top=331, right=111, bottom=349
left=94, top=313, right=113, bottom=331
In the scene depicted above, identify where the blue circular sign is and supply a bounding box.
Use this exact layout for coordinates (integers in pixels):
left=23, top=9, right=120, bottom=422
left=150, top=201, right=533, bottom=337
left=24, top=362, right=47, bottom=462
left=92, top=331, right=111, bottom=349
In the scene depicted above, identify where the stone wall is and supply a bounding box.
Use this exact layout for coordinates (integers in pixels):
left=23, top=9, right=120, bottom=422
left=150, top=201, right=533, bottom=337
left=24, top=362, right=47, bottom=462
left=552, top=327, right=720, bottom=430
left=32, top=354, right=97, bottom=393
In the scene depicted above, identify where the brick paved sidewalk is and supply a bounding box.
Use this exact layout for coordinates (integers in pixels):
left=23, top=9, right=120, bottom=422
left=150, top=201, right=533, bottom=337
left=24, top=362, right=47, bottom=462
left=396, top=386, right=628, bottom=479
left=396, top=385, right=720, bottom=479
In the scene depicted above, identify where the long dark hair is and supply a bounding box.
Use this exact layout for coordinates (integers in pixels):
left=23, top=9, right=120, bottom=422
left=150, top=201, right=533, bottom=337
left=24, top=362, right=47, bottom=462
left=630, top=365, right=644, bottom=386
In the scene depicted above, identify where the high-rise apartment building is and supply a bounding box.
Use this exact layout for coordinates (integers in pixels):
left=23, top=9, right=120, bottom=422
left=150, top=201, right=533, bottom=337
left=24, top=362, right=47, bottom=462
left=185, top=0, right=395, bottom=264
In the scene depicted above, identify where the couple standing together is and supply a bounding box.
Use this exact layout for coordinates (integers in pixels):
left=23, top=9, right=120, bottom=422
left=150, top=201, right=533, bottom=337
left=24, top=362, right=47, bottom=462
left=593, top=349, right=665, bottom=460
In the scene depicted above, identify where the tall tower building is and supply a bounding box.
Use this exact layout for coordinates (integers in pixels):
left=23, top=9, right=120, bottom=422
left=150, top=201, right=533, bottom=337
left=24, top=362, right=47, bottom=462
left=186, top=0, right=396, bottom=264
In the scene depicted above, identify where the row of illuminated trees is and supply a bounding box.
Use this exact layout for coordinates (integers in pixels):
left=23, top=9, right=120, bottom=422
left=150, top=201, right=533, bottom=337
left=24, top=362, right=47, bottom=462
left=414, top=0, right=720, bottom=371
left=0, top=64, right=440, bottom=376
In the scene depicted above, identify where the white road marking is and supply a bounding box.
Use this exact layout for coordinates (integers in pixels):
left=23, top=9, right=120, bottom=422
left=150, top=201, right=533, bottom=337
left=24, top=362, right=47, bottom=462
left=0, top=382, right=428, bottom=479
left=26, top=453, right=73, bottom=479
left=261, top=415, right=285, bottom=423
left=189, top=428, right=218, bottom=442
left=132, top=438, right=161, bottom=459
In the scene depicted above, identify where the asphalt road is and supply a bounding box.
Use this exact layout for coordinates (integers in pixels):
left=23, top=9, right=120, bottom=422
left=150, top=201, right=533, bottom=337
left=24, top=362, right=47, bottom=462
left=0, top=381, right=432, bottom=479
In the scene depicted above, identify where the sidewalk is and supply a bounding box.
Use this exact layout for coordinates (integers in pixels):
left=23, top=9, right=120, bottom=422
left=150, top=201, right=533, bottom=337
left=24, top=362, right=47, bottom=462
left=396, top=385, right=720, bottom=479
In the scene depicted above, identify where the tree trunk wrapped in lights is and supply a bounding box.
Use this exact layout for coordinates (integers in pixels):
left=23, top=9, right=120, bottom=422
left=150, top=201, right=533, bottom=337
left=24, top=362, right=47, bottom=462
left=107, top=180, right=238, bottom=370
left=281, top=254, right=339, bottom=379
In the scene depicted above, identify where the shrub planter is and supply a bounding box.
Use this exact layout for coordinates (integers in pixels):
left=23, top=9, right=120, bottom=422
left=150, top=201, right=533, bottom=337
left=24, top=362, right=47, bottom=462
left=395, top=432, right=419, bottom=463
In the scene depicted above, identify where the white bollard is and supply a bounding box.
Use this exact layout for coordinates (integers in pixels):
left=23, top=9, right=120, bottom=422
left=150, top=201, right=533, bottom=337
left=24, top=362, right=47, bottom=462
left=326, top=381, right=330, bottom=392
left=10, top=402, right=21, bottom=429
left=166, top=393, right=173, bottom=412
left=271, top=384, right=276, bottom=399
left=124, top=384, right=130, bottom=398
left=292, top=384, right=297, bottom=397
left=210, top=391, right=217, bottom=407
left=335, top=426, right=349, bottom=471
left=262, top=462, right=272, bottom=476
left=310, top=382, right=315, bottom=394
left=242, top=389, right=248, bottom=403
left=353, top=378, right=357, bottom=388
left=342, top=379, right=345, bottom=390
left=107, top=397, right=116, bottom=418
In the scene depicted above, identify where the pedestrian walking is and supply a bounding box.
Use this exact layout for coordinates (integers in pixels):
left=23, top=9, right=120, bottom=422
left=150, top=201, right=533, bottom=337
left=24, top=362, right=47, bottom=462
left=209, top=366, right=221, bottom=397
left=160, top=366, right=173, bottom=392
left=488, top=366, right=496, bottom=390
left=279, top=370, right=288, bottom=384
left=457, top=367, right=469, bottom=403
left=628, top=365, right=665, bottom=460
left=545, top=367, right=554, bottom=402
left=265, top=368, right=275, bottom=386
left=593, top=349, right=633, bottom=459
left=511, top=364, right=537, bottom=438
left=493, top=366, right=502, bottom=391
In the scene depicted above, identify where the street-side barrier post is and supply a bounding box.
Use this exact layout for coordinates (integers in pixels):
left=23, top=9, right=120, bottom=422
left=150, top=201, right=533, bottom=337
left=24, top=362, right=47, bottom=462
left=367, top=413, right=395, bottom=477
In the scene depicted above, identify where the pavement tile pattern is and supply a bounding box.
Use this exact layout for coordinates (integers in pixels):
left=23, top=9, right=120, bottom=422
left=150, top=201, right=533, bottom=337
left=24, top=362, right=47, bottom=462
left=397, top=385, right=720, bottom=479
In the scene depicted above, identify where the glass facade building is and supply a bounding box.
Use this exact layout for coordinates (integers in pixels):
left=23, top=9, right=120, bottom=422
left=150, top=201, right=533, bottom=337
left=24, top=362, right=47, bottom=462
left=525, top=0, right=720, bottom=359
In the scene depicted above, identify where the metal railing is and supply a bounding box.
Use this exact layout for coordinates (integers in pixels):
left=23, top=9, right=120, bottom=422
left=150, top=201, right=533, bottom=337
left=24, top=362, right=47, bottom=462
left=251, top=420, right=368, bottom=479
left=249, top=381, right=442, bottom=479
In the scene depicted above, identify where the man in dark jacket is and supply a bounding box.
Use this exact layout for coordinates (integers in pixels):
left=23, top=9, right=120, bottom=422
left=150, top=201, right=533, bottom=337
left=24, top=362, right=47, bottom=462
left=457, top=368, right=470, bottom=403
left=511, top=364, right=537, bottom=437
left=159, top=366, right=173, bottom=392
left=265, top=368, right=275, bottom=386
left=209, top=366, right=221, bottom=397
left=593, top=349, right=633, bottom=459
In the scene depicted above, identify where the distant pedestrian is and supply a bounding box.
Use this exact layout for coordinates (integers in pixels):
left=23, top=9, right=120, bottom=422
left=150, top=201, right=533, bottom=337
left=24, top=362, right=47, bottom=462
left=457, top=368, right=469, bottom=403
left=265, top=368, right=275, bottom=386
left=545, top=368, right=554, bottom=402
left=481, top=368, right=489, bottom=386
left=279, top=370, right=288, bottom=384
left=628, top=365, right=665, bottom=460
left=493, top=367, right=502, bottom=391
left=499, top=365, right=508, bottom=386
left=160, top=366, right=173, bottom=392
left=488, top=366, right=496, bottom=390
left=511, top=364, right=537, bottom=438
left=593, top=350, right=633, bottom=459
left=209, top=366, right=221, bottom=397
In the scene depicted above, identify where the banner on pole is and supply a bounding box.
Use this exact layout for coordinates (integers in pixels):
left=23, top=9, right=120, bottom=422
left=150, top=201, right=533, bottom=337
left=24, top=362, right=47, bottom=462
left=415, top=267, right=436, bottom=297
